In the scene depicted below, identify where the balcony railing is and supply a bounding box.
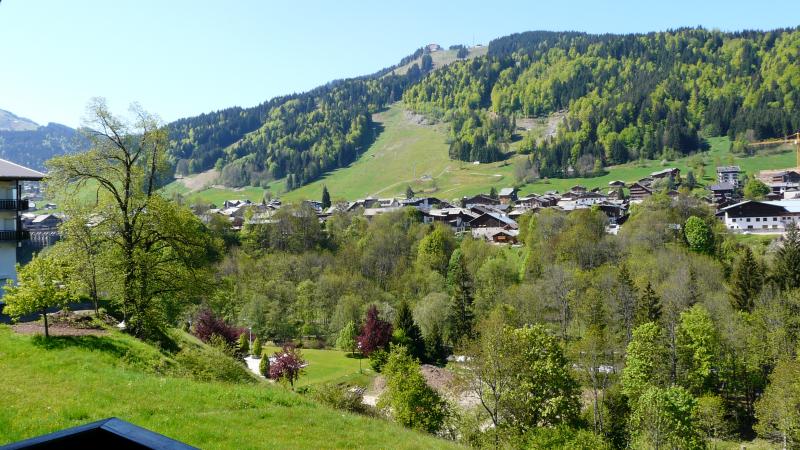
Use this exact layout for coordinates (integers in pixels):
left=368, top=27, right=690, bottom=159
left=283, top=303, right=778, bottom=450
left=0, top=199, right=28, bottom=210
left=0, top=230, right=30, bottom=241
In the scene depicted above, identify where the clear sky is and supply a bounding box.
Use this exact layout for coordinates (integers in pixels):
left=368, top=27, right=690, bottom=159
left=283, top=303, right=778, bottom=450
left=0, top=0, right=796, bottom=128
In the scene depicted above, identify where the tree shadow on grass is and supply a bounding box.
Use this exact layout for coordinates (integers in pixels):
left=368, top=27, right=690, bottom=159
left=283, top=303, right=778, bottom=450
left=31, top=334, right=133, bottom=360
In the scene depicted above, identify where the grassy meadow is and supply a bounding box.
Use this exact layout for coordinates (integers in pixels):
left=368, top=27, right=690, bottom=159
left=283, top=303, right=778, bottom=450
left=263, top=346, right=373, bottom=388
left=0, top=326, right=455, bottom=449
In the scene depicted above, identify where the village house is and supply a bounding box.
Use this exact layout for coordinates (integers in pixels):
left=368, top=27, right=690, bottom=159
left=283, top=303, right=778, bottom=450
left=716, top=166, right=741, bottom=188
left=461, top=194, right=499, bottom=207
left=650, top=167, right=680, bottom=180
left=759, top=170, right=800, bottom=194
left=497, top=187, right=519, bottom=204
left=708, top=182, right=736, bottom=201
left=628, top=182, right=653, bottom=202
left=716, top=200, right=800, bottom=233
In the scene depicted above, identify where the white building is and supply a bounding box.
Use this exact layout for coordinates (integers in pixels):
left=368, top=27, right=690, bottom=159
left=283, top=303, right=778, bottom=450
left=716, top=200, right=800, bottom=233
left=0, top=159, right=45, bottom=297
left=716, top=166, right=742, bottom=188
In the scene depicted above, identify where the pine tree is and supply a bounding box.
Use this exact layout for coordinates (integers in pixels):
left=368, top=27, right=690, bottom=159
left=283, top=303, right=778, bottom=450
left=321, top=185, right=331, bottom=209
left=394, top=300, right=425, bottom=360
left=616, top=263, right=638, bottom=343
left=774, top=223, right=800, bottom=290
left=686, top=267, right=699, bottom=307
left=729, top=246, right=763, bottom=312
left=489, top=186, right=498, bottom=199
left=685, top=170, right=697, bottom=189
left=424, top=322, right=448, bottom=366
left=637, top=282, right=662, bottom=326
left=446, top=249, right=474, bottom=346
left=406, top=185, right=415, bottom=199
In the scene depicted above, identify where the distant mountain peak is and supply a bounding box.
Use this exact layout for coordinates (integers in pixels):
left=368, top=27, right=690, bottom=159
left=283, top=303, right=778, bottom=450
left=0, top=109, right=39, bottom=131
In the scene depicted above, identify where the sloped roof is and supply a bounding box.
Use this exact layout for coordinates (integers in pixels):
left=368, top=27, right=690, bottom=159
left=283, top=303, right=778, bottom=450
left=2, top=417, right=197, bottom=449
left=0, top=158, right=45, bottom=180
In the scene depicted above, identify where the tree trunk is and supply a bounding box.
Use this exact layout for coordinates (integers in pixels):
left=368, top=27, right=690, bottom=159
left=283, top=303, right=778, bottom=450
left=42, top=308, right=49, bottom=338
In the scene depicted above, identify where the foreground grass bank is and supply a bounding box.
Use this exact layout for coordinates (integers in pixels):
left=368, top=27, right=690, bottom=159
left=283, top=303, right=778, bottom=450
left=0, top=326, right=456, bottom=449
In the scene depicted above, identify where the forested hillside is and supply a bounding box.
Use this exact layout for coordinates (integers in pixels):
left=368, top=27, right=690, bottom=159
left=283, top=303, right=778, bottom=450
left=404, top=28, right=800, bottom=177
left=0, top=122, right=87, bottom=170
left=167, top=47, right=459, bottom=189
left=170, top=28, right=800, bottom=192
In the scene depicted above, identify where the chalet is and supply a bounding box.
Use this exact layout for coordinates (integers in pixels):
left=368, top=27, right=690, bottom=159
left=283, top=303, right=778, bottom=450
left=517, top=194, right=559, bottom=208
left=490, top=229, right=519, bottom=244
left=363, top=206, right=401, bottom=218
left=716, top=166, right=741, bottom=188
left=716, top=200, right=800, bottom=233
left=423, top=207, right=477, bottom=231
left=25, top=213, right=62, bottom=231
left=608, top=180, right=626, bottom=188
left=708, top=182, right=735, bottom=201
left=570, top=185, right=587, bottom=193
left=628, top=182, right=653, bottom=202
left=461, top=194, right=499, bottom=207
left=650, top=168, right=680, bottom=180
left=498, top=187, right=519, bottom=204
left=760, top=170, right=800, bottom=194
left=597, top=202, right=627, bottom=224
left=401, top=197, right=444, bottom=210
left=468, top=212, right=518, bottom=229
left=223, top=199, right=252, bottom=208
left=558, top=191, right=607, bottom=208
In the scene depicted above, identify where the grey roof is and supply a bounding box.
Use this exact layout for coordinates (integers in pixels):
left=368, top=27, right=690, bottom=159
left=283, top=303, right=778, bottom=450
left=0, top=158, right=45, bottom=180
left=716, top=165, right=741, bottom=173
left=498, top=187, right=517, bottom=196
left=709, top=182, right=735, bottom=191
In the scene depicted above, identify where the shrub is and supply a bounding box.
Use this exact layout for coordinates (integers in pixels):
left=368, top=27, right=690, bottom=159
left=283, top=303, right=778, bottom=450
left=238, top=333, right=250, bottom=356
left=369, top=349, right=389, bottom=372
left=252, top=337, right=262, bottom=356
left=259, top=352, right=270, bottom=377
left=174, top=346, right=256, bottom=383
left=312, top=383, right=373, bottom=416
left=270, top=344, right=306, bottom=388
left=192, top=308, right=243, bottom=348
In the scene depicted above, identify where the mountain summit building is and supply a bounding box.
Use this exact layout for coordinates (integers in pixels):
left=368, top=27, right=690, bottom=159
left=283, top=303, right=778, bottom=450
left=0, top=158, right=45, bottom=294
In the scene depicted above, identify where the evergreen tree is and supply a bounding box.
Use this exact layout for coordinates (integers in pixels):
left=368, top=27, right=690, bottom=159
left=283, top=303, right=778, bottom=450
left=637, top=282, right=662, bottom=326
left=616, top=263, right=639, bottom=343
left=446, top=249, right=474, bottom=346
left=424, top=322, right=448, bottom=366
left=394, top=300, right=425, bottom=361
left=321, top=185, right=331, bottom=209
left=405, top=185, right=415, bottom=199
left=774, top=223, right=800, bottom=290
left=489, top=186, right=498, bottom=199
left=685, top=170, right=697, bottom=189
left=729, top=246, right=763, bottom=312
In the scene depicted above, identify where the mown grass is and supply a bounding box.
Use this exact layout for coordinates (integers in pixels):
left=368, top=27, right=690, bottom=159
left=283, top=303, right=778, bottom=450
left=161, top=103, right=797, bottom=205
left=0, top=326, right=456, bottom=449
left=263, top=346, right=373, bottom=388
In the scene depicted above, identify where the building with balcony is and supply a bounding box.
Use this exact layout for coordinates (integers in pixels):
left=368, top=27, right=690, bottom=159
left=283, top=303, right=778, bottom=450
left=0, top=159, right=45, bottom=295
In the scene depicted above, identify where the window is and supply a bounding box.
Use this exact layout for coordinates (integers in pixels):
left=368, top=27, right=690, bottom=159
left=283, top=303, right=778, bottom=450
left=748, top=225, right=753, bottom=229
left=763, top=225, right=768, bottom=229
left=774, top=217, right=778, bottom=221
left=756, top=218, right=760, bottom=222
left=747, top=218, right=751, bottom=222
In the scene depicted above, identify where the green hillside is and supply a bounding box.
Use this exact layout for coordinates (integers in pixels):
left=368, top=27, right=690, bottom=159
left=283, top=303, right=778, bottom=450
left=164, top=102, right=796, bottom=205
left=0, top=326, right=454, bottom=449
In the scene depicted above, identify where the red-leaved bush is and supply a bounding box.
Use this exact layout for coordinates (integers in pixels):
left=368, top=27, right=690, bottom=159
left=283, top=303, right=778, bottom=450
left=270, top=344, right=306, bottom=388
left=192, top=308, right=243, bottom=347
left=357, top=305, right=392, bottom=356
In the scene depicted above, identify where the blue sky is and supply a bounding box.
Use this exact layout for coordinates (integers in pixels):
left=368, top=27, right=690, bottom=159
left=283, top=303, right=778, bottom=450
left=0, top=0, right=796, bottom=127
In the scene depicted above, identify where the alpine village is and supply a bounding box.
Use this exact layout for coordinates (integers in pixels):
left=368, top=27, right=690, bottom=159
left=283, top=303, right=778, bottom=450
left=3, top=4, right=800, bottom=449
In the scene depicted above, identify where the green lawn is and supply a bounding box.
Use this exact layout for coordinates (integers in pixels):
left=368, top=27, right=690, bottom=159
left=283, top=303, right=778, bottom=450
left=0, top=326, right=455, bottom=449
left=157, top=103, right=798, bottom=206
left=264, top=346, right=373, bottom=388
